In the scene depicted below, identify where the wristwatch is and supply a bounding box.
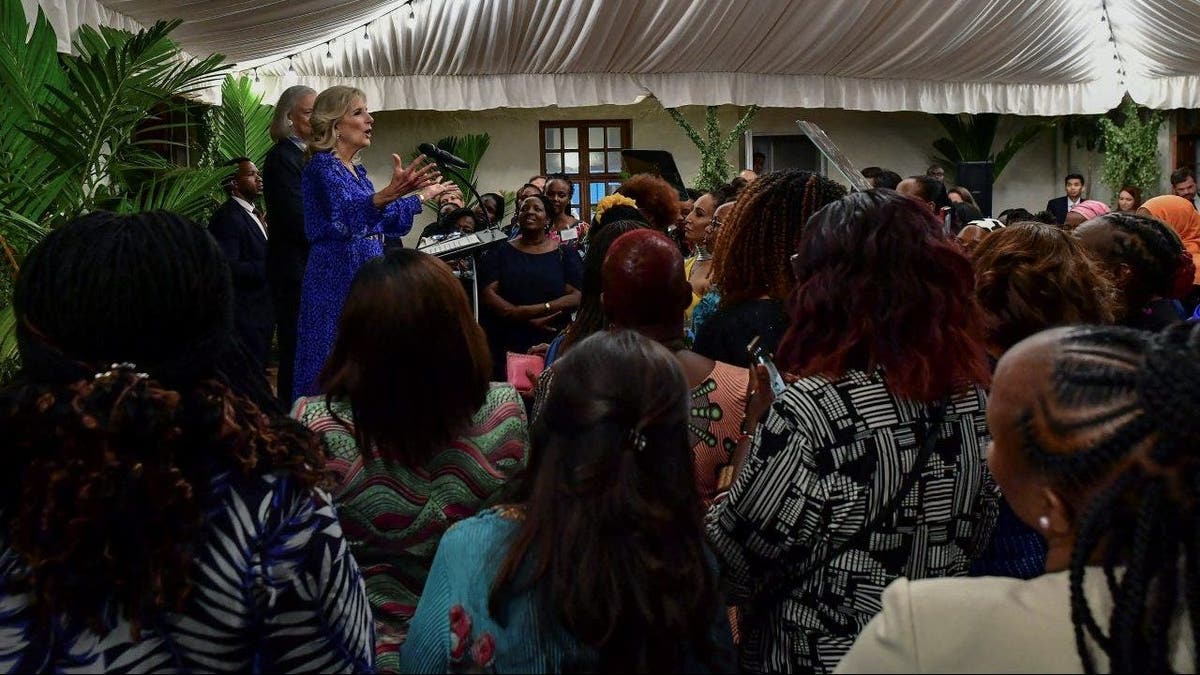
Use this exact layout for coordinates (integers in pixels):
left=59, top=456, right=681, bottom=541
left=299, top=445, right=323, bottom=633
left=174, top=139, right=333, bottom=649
left=544, top=302, right=551, bottom=312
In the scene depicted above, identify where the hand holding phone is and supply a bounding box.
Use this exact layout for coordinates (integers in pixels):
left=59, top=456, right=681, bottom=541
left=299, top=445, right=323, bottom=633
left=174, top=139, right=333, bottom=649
left=747, top=336, right=787, bottom=397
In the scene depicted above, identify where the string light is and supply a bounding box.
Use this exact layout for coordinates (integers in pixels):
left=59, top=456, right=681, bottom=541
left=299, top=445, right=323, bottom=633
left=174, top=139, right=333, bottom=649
left=287, top=56, right=295, bottom=73
left=253, top=68, right=259, bottom=82
left=408, top=2, right=417, bottom=26
left=325, top=41, right=333, bottom=61
left=363, top=23, right=370, bottom=41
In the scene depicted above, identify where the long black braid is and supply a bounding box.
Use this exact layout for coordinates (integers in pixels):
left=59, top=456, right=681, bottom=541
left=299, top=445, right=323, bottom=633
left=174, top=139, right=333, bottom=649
left=1019, top=323, right=1200, bottom=673
left=559, top=219, right=646, bottom=354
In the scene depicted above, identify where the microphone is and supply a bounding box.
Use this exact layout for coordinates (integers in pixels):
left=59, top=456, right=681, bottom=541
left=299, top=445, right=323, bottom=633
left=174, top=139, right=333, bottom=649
left=418, top=142, right=468, bottom=169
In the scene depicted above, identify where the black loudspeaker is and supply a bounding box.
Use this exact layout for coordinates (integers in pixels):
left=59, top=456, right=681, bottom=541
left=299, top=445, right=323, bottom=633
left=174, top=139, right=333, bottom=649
left=956, top=161, right=994, bottom=217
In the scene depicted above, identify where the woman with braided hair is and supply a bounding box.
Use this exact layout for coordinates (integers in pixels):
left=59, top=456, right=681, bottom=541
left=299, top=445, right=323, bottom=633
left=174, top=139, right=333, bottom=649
left=839, top=323, right=1200, bottom=673
left=1074, top=212, right=1194, bottom=331
left=0, top=211, right=373, bottom=671
left=694, top=169, right=846, bottom=367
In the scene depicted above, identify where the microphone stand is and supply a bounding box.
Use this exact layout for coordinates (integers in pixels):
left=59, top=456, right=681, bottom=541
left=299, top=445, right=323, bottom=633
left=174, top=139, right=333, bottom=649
left=435, top=163, right=490, bottom=321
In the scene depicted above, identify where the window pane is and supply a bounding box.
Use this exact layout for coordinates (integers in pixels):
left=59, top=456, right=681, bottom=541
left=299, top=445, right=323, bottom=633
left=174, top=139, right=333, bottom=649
left=589, top=126, right=604, bottom=148
left=607, top=126, right=622, bottom=147
left=563, top=151, right=580, bottom=173
left=545, top=152, right=562, bottom=173
left=589, top=182, right=606, bottom=204
left=589, top=151, right=605, bottom=172
left=563, top=127, right=578, bottom=150
left=544, top=127, right=560, bottom=150
left=570, top=202, right=582, bottom=217
left=608, top=181, right=621, bottom=194
left=607, top=151, right=622, bottom=172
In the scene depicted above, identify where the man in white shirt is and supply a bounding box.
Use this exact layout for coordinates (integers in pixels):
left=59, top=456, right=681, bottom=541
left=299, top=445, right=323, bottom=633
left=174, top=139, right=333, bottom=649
left=1045, top=173, right=1085, bottom=225
left=1171, top=166, right=1199, bottom=211
left=208, top=158, right=273, bottom=371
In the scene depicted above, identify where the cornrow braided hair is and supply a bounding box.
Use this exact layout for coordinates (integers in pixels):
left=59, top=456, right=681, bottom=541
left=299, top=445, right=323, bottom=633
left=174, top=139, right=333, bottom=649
left=1019, top=323, right=1200, bottom=673
left=709, top=169, right=846, bottom=308
left=1091, top=213, right=1192, bottom=308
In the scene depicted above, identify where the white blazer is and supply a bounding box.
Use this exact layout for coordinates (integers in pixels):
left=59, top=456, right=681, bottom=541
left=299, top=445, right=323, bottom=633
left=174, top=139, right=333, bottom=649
left=835, top=568, right=1193, bottom=673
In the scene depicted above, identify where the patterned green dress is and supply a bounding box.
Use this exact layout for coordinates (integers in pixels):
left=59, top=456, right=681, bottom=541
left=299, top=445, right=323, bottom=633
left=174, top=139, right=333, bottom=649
left=292, top=383, right=529, bottom=673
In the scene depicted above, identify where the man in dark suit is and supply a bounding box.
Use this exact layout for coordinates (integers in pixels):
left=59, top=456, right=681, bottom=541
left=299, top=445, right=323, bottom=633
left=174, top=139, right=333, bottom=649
left=263, top=85, right=315, bottom=406
left=209, top=157, right=273, bottom=372
left=1045, top=173, right=1086, bottom=225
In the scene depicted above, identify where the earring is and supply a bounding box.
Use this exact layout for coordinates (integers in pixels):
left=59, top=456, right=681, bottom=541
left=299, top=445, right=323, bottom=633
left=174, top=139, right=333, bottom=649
left=1037, top=515, right=1051, bottom=531
left=287, top=118, right=293, bottom=127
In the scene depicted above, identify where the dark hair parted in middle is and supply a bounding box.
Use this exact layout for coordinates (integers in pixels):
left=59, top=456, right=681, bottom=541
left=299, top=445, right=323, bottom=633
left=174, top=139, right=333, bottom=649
left=777, top=189, right=991, bottom=402
left=488, top=329, right=726, bottom=673
left=973, top=223, right=1117, bottom=352
left=710, top=168, right=847, bottom=308
left=319, top=249, right=491, bottom=465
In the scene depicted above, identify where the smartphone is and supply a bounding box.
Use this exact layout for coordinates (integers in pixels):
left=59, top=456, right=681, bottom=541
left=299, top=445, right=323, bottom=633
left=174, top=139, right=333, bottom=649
left=747, top=336, right=788, bottom=396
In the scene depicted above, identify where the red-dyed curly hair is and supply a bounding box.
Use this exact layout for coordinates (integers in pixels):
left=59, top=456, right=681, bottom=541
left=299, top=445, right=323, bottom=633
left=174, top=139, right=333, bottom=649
left=777, top=190, right=991, bottom=402
left=617, top=174, right=682, bottom=231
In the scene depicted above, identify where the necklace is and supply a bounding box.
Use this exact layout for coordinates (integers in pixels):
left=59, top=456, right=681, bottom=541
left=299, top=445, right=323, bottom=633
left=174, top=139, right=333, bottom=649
left=695, top=247, right=713, bottom=262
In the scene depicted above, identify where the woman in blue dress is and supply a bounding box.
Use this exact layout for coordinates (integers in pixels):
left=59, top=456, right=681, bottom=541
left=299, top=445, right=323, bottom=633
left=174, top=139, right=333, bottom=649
left=293, top=85, right=452, bottom=401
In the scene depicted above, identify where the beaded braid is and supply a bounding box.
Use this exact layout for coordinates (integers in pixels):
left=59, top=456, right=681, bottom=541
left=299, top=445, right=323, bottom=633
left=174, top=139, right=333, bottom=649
left=709, top=169, right=845, bottom=309
left=1020, top=323, right=1200, bottom=673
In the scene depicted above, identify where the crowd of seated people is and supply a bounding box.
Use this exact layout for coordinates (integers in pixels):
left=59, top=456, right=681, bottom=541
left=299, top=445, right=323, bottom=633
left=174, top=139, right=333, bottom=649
left=7, top=84, right=1200, bottom=674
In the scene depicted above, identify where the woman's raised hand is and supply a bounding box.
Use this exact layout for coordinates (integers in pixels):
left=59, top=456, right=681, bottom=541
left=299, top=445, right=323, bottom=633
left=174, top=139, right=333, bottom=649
left=389, top=154, right=440, bottom=196
left=419, top=180, right=459, bottom=202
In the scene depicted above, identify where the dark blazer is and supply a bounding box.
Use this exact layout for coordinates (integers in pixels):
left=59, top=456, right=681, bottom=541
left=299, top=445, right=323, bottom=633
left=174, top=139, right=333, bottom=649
left=209, top=198, right=273, bottom=367
left=1045, top=195, right=1069, bottom=225
left=263, top=139, right=308, bottom=286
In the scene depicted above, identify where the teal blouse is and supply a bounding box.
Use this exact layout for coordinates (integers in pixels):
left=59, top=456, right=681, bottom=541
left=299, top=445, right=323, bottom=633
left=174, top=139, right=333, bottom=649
left=400, top=508, right=736, bottom=673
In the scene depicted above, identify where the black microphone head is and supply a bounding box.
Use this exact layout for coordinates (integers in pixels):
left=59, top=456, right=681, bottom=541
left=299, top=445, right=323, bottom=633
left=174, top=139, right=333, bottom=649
left=417, top=142, right=438, bottom=156
left=418, top=142, right=469, bottom=169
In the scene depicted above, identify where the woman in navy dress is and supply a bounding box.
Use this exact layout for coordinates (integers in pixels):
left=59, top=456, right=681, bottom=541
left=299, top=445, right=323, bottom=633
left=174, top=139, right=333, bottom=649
left=293, top=85, right=451, bottom=402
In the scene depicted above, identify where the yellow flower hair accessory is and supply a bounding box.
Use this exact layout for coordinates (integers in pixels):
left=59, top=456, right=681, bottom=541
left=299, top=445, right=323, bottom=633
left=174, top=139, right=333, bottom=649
left=593, top=193, right=637, bottom=224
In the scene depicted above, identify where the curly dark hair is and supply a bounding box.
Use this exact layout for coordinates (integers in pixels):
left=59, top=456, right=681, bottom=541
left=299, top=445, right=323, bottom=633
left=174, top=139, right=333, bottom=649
left=710, top=169, right=847, bottom=308
left=2, top=210, right=322, bottom=636
left=1003, top=323, right=1200, bottom=673
left=777, top=189, right=991, bottom=402
left=617, top=174, right=682, bottom=231
left=490, top=330, right=727, bottom=673
left=974, top=223, right=1117, bottom=352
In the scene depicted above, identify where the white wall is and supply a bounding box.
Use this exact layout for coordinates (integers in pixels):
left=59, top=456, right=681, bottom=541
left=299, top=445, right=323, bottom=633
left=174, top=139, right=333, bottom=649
left=355, top=101, right=1153, bottom=247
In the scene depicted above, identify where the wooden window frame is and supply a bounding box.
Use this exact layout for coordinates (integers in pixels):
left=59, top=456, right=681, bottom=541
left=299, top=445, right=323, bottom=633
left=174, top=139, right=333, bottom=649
left=538, top=119, right=632, bottom=219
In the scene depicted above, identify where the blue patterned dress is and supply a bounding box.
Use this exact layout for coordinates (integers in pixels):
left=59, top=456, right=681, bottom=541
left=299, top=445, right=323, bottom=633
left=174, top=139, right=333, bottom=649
left=293, top=152, right=422, bottom=401
left=0, top=470, right=375, bottom=672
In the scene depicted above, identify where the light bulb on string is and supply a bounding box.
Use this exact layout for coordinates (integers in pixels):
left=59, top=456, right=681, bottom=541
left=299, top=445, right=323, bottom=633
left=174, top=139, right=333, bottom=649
left=253, top=68, right=260, bottom=82
left=363, top=23, right=370, bottom=41
left=325, top=41, right=333, bottom=62
left=288, top=56, right=295, bottom=73
left=407, top=3, right=417, bottom=26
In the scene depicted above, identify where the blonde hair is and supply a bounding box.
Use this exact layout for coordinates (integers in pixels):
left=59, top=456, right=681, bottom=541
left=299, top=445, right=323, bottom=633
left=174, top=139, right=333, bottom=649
left=307, top=85, right=366, bottom=157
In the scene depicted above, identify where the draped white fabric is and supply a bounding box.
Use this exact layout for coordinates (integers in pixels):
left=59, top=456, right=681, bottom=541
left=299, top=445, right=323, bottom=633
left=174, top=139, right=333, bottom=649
left=28, top=0, right=1200, bottom=114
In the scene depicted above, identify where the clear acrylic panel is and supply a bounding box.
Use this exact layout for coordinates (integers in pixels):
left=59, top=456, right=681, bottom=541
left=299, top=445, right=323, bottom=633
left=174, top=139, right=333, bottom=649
left=545, top=152, right=562, bottom=173
left=563, top=151, right=580, bottom=173
left=544, top=127, right=560, bottom=150
left=606, top=126, right=621, bottom=147
left=563, top=127, right=578, bottom=150
left=589, top=127, right=605, bottom=148
left=607, top=151, right=622, bottom=172
left=589, top=152, right=605, bottom=172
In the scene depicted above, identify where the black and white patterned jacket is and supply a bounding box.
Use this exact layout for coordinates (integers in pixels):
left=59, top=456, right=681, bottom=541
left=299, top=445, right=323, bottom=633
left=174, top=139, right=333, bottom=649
left=706, top=368, right=999, bottom=673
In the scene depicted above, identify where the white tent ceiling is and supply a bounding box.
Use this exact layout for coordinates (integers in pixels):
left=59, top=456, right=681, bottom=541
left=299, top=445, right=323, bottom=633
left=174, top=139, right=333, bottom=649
left=27, top=0, right=1200, bottom=114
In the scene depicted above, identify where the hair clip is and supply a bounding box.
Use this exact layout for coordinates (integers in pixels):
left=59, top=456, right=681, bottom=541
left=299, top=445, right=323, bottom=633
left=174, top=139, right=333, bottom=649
left=627, top=429, right=648, bottom=452
left=95, top=362, right=149, bottom=381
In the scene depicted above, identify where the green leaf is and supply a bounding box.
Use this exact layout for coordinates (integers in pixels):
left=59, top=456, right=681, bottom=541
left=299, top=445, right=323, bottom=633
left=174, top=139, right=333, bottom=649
left=211, top=74, right=275, bottom=167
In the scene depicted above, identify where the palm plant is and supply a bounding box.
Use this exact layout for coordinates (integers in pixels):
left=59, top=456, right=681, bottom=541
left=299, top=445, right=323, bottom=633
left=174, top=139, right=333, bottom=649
left=208, top=74, right=275, bottom=168
left=929, top=113, right=1050, bottom=182
left=0, top=0, right=229, bottom=377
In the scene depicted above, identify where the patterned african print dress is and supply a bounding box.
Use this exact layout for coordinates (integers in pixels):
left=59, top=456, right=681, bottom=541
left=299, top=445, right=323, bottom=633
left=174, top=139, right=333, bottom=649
left=0, top=470, right=375, bottom=672
left=706, top=369, right=999, bottom=673
left=292, top=383, right=529, bottom=672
